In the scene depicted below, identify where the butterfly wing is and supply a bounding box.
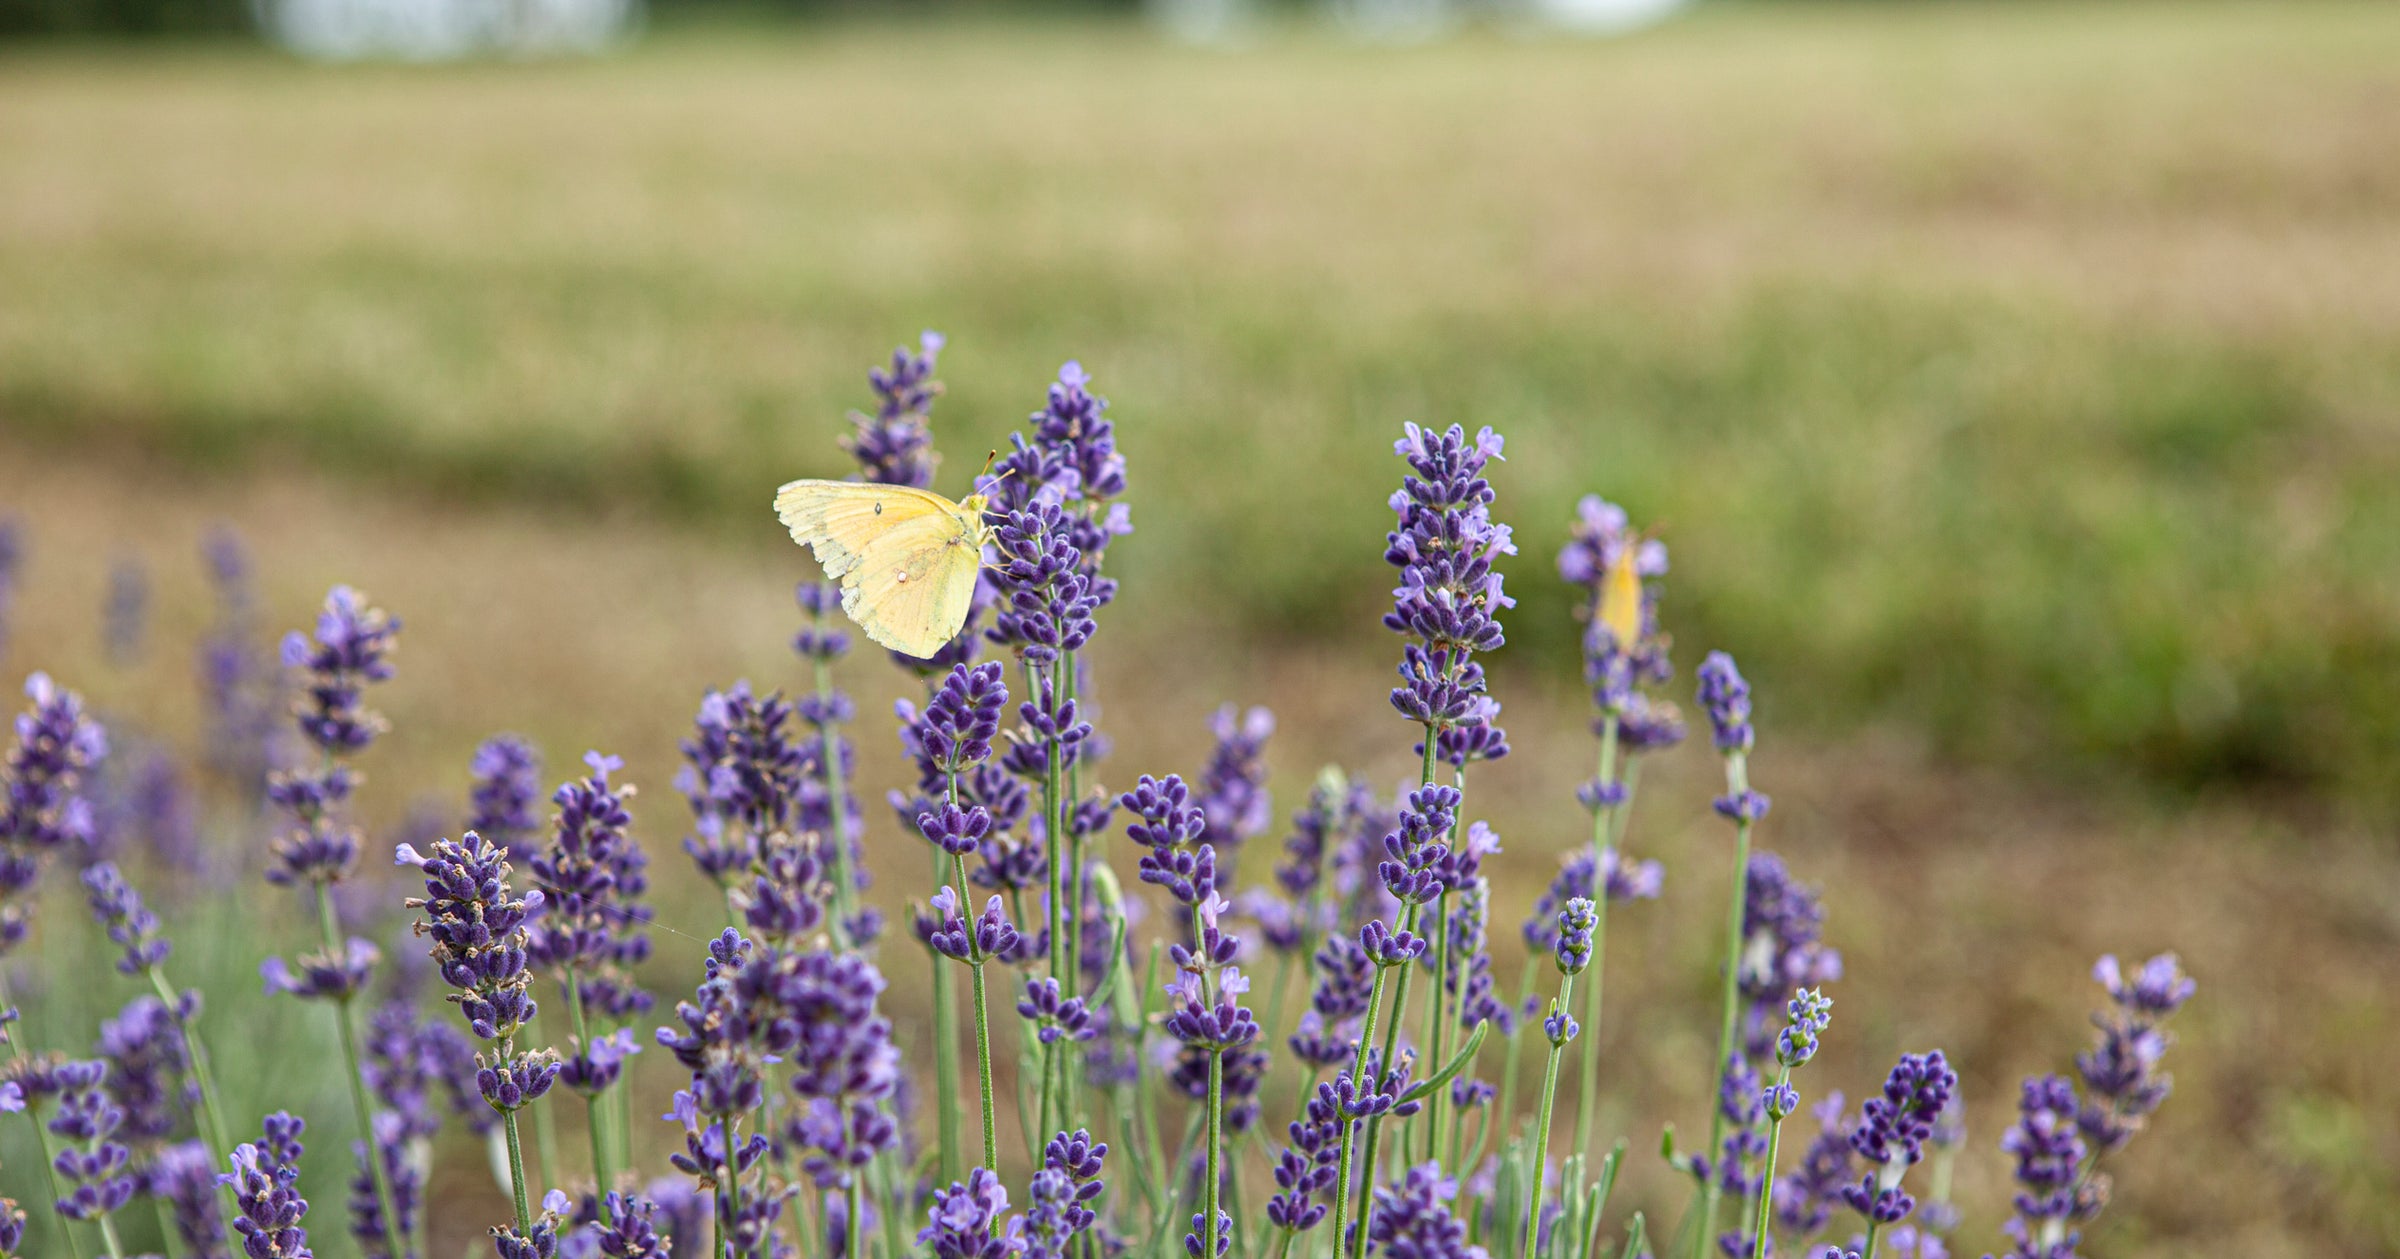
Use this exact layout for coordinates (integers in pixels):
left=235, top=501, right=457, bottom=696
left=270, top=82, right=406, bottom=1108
left=773, top=479, right=983, bottom=656
left=1597, top=549, right=1644, bottom=650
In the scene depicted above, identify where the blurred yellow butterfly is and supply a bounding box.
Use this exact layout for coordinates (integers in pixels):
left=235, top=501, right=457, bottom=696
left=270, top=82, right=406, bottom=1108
left=773, top=478, right=994, bottom=658
left=1603, top=544, right=1641, bottom=652
left=1596, top=536, right=1647, bottom=650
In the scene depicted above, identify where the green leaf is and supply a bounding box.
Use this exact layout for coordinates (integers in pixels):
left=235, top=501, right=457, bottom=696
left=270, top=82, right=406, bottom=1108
left=1399, top=1018, right=1490, bottom=1105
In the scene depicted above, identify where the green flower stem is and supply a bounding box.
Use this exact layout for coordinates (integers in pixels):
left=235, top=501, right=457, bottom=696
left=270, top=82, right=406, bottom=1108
left=847, top=1170, right=866, bottom=1259
left=811, top=650, right=858, bottom=951
left=501, top=1116, right=535, bottom=1238
left=564, top=967, right=616, bottom=1219
left=1520, top=972, right=1578, bottom=1259
left=0, top=976, right=82, bottom=1259
left=526, top=1006, right=563, bottom=1194
left=1494, top=957, right=1536, bottom=1143
left=718, top=1113, right=742, bottom=1259
left=1696, top=751, right=1756, bottom=1259
left=1353, top=733, right=1448, bottom=1259
left=312, top=883, right=408, bottom=1259
left=1423, top=887, right=1450, bottom=1165
left=930, top=875, right=965, bottom=1186
left=1203, top=1043, right=1226, bottom=1259
left=91, top=1212, right=126, bottom=1259
left=1572, top=716, right=1621, bottom=1160
left=952, top=849, right=1002, bottom=1172
left=1863, top=1220, right=1883, bottom=1259
left=1327, top=958, right=1391, bottom=1259
left=1749, top=1064, right=1796, bottom=1259
left=139, top=966, right=238, bottom=1231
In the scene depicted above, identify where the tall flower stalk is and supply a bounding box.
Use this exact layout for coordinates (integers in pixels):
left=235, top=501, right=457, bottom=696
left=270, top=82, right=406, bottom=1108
left=527, top=752, right=654, bottom=1209
left=985, top=363, right=1129, bottom=1115
left=78, top=861, right=238, bottom=1226
left=1520, top=897, right=1595, bottom=1259
left=1340, top=421, right=1511, bottom=1257
left=1693, top=650, right=1770, bottom=1259
left=1555, top=497, right=1675, bottom=1164
left=910, top=663, right=1017, bottom=1173
left=1749, top=990, right=1832, bottom=1259
left=258, top=587, right=407, bottom=1259
left=398, top=833, right=561, bottom=1237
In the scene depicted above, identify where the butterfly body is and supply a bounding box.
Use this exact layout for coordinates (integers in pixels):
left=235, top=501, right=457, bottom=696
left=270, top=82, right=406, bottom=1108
left=773, top=479, right=993, bottom=658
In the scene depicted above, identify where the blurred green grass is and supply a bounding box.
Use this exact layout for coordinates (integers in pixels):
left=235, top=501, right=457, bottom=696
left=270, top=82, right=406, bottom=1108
left=3, top=2, right=2399, bottom=807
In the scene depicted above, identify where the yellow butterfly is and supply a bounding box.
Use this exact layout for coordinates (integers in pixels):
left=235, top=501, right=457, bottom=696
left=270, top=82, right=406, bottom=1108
left=773, top=478, right=995, bottom=658
left=1596, top=536, right=1647, bottom=651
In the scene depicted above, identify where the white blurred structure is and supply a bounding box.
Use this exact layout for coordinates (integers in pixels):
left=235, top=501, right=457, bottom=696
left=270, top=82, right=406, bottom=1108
left=261, top=0, right=635, bottom=59
left=1148, top=0, right=1685, bottom=44
left=1523, top=0, right=1683, bottom=34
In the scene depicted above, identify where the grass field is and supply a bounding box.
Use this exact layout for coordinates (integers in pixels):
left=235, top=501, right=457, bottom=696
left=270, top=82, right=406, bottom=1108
left=1, top=4, right=2399, bottom=1256
left=5, top=1, right=2400, bottom=804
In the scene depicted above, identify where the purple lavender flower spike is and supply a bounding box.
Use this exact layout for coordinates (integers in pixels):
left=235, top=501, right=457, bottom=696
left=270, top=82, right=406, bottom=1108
left=0, top=519, right=18, bottom=661
left=103, top=556, right=148, bottom=667
left=153, top=1138, right=229, bottom=1259
left=1553, top=896, right=1599, bottom=975
left=283, top=585, right=398, bottom=756
left=1, top=672, right=108, bottom=957
left=1194, top=705, right=1274, bottom=860
left=1994, top=1075, right=2085, bottom=1259
left=81, top=860, right=171, bottom=975
left=529, top=750, right=656, bottom=1042
left=469, top=735, right=545, bottom=862
left=96, top=993, right=193, bottom=1153
left=1018, top=978, right=1098, bottom=1046
left=590, top=1192, right=673, bottom=1257
left=262, top=938, right=380, bottom=1002
left=1775, top=1091, right=1856, bottom=1238
left=1365, top=1163, right=1479, bottom=1259
left=920, top=1168, right=1025, bottom=1259
left=848, top=331, right=945, bottom=490
left=1736, top=853, right=1842, bottom=1062
left=222, top=1112, right=312, bottom=1258
left=401, top=833, right=560, bottom=1114
left=349, top=1109, right=421, bottom=1259
left=48, top=1058, right=137, bottom=1223
left=197, top=526, right=284, bottom=801
left=1522, top=846, right=1664, bottom=955
left=2076, top=952, right=2192, bottom=1154
left=1697, top=651, right=1754, bottom=753
left=1841, top=1050, right=1957, bottom=1226
left=677, top=681, right=805, bottom=880
left=264, top=587, right=398, bottom=890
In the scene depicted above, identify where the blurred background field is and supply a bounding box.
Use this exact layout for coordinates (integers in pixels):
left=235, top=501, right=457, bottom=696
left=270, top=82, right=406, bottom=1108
left=2, top=2, right=2399, bottom=1256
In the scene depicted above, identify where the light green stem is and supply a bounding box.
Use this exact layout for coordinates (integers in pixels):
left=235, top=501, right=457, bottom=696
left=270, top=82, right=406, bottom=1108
left=92, top=1213, right=126, bottom=1259
left=1423, top=888, right=1450, bottom=1165
left=953, top=849, right=1001, bottom=1172
left=313, top=884, right=408, bottom=1259
left=503, top=1105, right=535, bottom=1237
left=1749, top=1064, right=1794, bottom=1259
left=141, top=966, right=239, bottom=1233
left=1696, top=751, right=1756, bottom=1259
left=719, top=1113, right=742, bottom=1256
left=1520, top=974, right=1577, bottom=1259
left=811, top=651, right=858, bottom=950
left=1573, top=715, right=1620, bottom=1159
left=1, top=975, right=86, bottom=1259
left=564, top=968, right=615, bottom=1217
left=847, top=1171, right=865, bottom=1259
left=1203, top=1044, right=1225, bottom=1259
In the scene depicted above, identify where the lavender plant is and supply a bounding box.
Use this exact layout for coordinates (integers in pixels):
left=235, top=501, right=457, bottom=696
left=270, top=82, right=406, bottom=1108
left=0, top=337, right=2205, bottom=1259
